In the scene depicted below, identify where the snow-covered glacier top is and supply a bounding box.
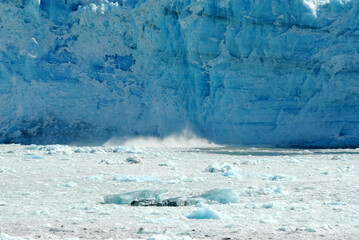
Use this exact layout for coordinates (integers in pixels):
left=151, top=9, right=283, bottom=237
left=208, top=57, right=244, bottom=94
left=0, top=0, right=358, bottom=147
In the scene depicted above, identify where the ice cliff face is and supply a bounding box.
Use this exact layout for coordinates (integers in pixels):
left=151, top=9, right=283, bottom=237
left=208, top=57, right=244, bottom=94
left=0, top=0, right=358, bottom=147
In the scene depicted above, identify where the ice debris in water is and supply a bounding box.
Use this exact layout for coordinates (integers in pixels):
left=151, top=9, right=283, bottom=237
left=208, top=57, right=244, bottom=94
left=106, top=188, right=239, bottom=206
left=113, top=174, right=161, bottom=182
left=198, top=189, right=240, bottom=204
left=24, top=153, right=44, bottom=160
left=126, top=156, right=142, bottom=164
left=270, top=175, right=296, bottom=181
left=82, top=176, right=103, bottom=181
left=0, top=232, right=27, bottom=240
left=131, top=197, right=201, bottom=207
left=241, top=160, right=260, bottom=165
left=147, top=235, right=193, bottom=240
left=64, top=181, right=77, bottom=188
left=187, top=205, right=229, bottom=220
left=0, top=166, right=16, bottom=173
left=205, top=163, right=239, bottom=177
left=205, top=163, right=232, bottom=173
left=104, top=189, right=167, bottom=204
left=260, top=186, right=284, bottom=195
left=249, top=173, right=295, bottom=181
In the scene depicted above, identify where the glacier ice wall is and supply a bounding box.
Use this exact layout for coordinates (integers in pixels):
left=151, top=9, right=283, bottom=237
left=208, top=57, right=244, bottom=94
left=0, top=0, right=358, bottom=147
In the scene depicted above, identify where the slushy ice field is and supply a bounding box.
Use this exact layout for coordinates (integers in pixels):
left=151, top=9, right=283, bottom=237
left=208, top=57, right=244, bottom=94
left=1, top=143, right=358, bottom=239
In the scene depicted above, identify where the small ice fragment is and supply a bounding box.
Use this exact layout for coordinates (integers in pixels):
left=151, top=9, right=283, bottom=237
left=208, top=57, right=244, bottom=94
left=147, top=235, right=192, bottom=240
left=260, top=185, right=284, bottom=194
left=270, top=175, right=296, bottom=181
left=205, top=163, right=233, bottom=173
left=241, top=160, right=259, bottom=165
left=324, top=202, right=347, bottom=206
left=0, top=167, right=16, bottom=173
left=187, top=206, right=229, bottom=220
left=222, top=170, right=239, bottom=177
left=113, top=174, right=161, bottom=182
left=104, top=189, right=167, bottom=204
left=83, top=176, right=102, bottom=181
left=64, top=181, right=77, bottom=188
left=24, top=154, right=44, bottom=160
left=262, top=202, right=275, bottom=209
left=305, top=227, right=317, bottom=232
left=198, top=189, right=240, bottom=204
left=126, top=156, right=141, bottom=164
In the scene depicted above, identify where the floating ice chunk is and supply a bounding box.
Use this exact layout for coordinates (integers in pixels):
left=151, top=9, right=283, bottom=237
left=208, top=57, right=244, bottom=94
left=260, top=186, right=284, bottom=195
left=158, top=161, right=177, bottom=170
left=25, top=145, right=41, bottom=150
left=113, top=146, right=145, bottom=154
left=270, top=175, right=296, bottom=181
left=222, top=170, right=239, bottom=177
left=0, top=167, right=16, bottom=173
left=205, top=163, right=232, bottom=173
left=38, top=145, right=73, bottom=155
left=147, top=235, right=193, bottom=240
left=83, top=176, right=103, bottom=181
left=198, top=189, right=240, bottom=204
left=187, top=206, right=229, bottom=220
left=262, top=202, right=275, bottom=209
left=64, top=181, right=77, bottom=187
left=126, top=156, right=141, bottom=164
left=0, top=232, right=27, bottom=240
left=24, top=153, right=43, bottom=160
left=113, top=174, right=161, bottom=182
left=167, top=175, right=197, bottom=184
left=305, top=227, right=317, bottom=232
left=241, top=160, right=260, bottom=165
left=131, top=197, right=202, bottom=207
left=248, top=173, right=272, bottom=180
left=205, top=164, right=239, bottom=177
left=259, top=217, right=277, bottom=224
left=324, top=202, right=347, bottom=206
left=104, top=189, right=167, bottom=204
left=249, top=173, right=295, bottom=181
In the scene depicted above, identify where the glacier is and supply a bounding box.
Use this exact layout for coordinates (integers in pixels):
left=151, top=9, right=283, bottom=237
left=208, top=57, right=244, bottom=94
left=0, top=0, right=358, bottom=147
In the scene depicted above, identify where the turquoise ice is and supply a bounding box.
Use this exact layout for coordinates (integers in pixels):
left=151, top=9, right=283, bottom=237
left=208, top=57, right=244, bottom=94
left=0, top=0, right=358, bottom=147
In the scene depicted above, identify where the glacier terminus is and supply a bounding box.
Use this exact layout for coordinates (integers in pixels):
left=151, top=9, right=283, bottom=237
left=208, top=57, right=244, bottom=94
left=0, top=0, right=358, bottom=147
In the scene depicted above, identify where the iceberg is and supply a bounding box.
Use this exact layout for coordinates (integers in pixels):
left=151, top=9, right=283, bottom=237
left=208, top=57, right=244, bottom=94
left=0, top=0, right=358, bottom=147
left=186, top=206, right=229, bottom=220
left=104, top=189, right=167, bottom=204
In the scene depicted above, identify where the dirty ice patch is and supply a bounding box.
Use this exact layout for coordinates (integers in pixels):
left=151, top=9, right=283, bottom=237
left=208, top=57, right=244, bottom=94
left=187, top=205, right=229, bottom=220
left=104, top=189, right=167, bottom=204
left=126, top=156, right=142, bottom=164
left=113, top=174, right=161, bottom=182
